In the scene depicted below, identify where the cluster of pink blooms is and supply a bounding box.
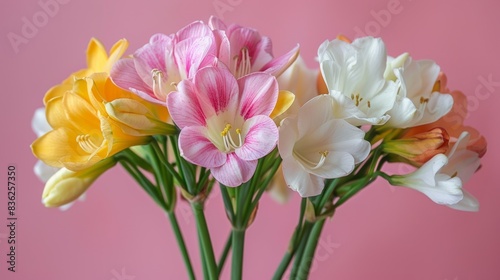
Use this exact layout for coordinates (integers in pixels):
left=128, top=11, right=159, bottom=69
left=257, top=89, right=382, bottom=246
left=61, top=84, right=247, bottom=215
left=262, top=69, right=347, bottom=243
left=111, top=17, right=299, bottom=187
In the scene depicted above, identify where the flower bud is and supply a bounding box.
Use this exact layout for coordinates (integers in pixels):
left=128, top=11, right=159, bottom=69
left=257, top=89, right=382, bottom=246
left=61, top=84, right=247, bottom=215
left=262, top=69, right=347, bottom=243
left=105, top=99, right=176, bottom=136
left=383, top=127, right=450, bottom=166
left=42, top=158, right=116, bottom=207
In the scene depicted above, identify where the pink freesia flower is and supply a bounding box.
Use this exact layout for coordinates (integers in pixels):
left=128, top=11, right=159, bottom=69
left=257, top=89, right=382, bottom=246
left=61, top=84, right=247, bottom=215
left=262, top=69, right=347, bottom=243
left=167, top=65, right=279, bottom=187
left=111, top=21, right=217, bottom=104
left=209, top=16, right=299, bottom=78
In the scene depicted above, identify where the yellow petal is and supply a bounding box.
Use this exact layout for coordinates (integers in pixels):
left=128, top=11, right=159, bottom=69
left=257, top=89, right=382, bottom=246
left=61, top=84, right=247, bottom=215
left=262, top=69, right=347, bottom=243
left=86, top=38, right=108, bottom=73
left=31, top=127, right=81, bottom=168
left=106, top=39, right=129, bottom=71
left=270, top=90, right=295, bottom=120
left=62, top=89, right=100, bottom=132
left=43, top=83, right=71, bottom=105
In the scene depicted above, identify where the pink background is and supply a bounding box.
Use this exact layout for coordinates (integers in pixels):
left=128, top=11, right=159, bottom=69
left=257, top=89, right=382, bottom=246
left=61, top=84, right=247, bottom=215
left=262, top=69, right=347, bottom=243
left=1, top=0, right=499, bottom=279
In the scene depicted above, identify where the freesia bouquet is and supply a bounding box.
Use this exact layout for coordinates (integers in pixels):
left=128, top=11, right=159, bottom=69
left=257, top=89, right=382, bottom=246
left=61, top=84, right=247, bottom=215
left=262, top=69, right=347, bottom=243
left=31, top=16, right=486, bottom=279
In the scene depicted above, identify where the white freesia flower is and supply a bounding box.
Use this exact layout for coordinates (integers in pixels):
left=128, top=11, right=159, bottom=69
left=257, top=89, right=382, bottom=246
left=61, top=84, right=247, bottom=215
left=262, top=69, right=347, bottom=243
left=318, top=36, right=398, bottom=126
left=390, top=132, right=481, bottom=211
left=271, top=56, right=320, bottom=202
left=32, top=108, right=85, bottom=210
left=278, top=95, right=371, bottom=197
left=384, top=54, right=453, bottom=128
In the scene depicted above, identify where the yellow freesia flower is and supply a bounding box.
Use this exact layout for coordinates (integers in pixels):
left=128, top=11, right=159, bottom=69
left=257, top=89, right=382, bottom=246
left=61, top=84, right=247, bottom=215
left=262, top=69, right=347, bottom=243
left=44, top=38, right=128, bottom=105
left=31, top=73, right=174, bottom=171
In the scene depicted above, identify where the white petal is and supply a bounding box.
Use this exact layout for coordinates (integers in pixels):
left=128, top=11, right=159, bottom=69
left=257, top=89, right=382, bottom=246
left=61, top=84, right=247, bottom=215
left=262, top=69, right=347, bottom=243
left=282, top=159, right=324, bottom=197
left=32, top=108, right=52, bottom=137
left=447, top=190, right=479, bottom=212
left=278, top=117, right=299, bottom=159
left=34, top=160, right=60, bottom=183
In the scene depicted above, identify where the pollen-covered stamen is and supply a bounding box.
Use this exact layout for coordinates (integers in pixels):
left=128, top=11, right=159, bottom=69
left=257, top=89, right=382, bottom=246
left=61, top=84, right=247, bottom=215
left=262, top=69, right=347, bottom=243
left=294, top=150, right=329, bottom=170
left=151, top=69, right=165, bottom=98
left=420, top=96, right=429, bottom=104
left=76, top=134, right=100, bottom=153
left=233, top=47, right=252, bottom=78
left=351, top=93, right=370, bottom=108
left=221, top=124, right=243, bottom=152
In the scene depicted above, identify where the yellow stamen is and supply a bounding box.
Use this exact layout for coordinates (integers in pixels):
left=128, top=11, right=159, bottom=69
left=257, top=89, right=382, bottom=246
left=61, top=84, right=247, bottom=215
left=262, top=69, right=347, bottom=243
left=76, top=134, right=100, bottom=153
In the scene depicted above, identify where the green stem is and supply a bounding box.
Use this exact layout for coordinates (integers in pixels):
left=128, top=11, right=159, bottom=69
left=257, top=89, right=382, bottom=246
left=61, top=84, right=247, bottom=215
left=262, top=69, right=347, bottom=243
left=151, top=139, right=186, bottom=189
left=296, top=219, right=326, bottom=280
left=192, top=202, right=218, bottom=280
left=273, top=197, right=309, bottom=279
left=120, top=148, right=154, bottom=172
left=231, top=228, right=246, bottom=280
left=218, top=233, right=233, bottom=275
left=290, top=221, right=314, bottom=279
left=167, top=211, right=196, bottom=280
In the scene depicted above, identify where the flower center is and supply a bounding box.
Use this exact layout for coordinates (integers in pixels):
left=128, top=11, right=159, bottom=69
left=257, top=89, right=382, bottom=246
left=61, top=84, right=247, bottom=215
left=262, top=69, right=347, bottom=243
left=76, top=134, right=101, bottom=154
left=220, top=124, right=243, bottom=152
left=351, top=93, right=371, bottom=108
left=151, top=69, right=177, bottom=100
left=233, top=47, right=251, bottom=78
left=294, top=150, right=329, bottom=170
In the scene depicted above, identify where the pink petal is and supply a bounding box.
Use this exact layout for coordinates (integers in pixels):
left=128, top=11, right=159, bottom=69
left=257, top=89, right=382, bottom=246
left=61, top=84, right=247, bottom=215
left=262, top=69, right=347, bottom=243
left=236, top=115, right=278, bottom=161
left=251, top=35, right=274, bottom=71
left=210, top=153, right=257, bottom=187
left=175, top=21, right=212, bottom=41
left=174, top=36, right=217, bottom=79
left=194, top=66, right=239, bottom=117
left=228, top=27, right=263, bottom=66
left=261, top=44, right=300, bottom=77
left=133, top=34, right=173, bottom=86
left=238, top=72, right=278, bottom=119
left=213, top=31, right=231, bottom=67
left=167, top=80, right=207, bottom=128
left=208, top=16, right=227, bottom=30
left=179, top=126, right=226, bottom=168
left=111, top=59, right=159, bottom=102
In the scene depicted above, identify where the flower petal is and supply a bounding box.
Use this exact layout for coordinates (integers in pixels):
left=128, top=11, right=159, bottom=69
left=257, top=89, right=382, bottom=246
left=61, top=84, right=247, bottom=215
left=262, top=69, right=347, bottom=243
left=176, top=21, right=213, bottom=41
left=211, top=154, right=256, bottom=187
left=174, top=36, right=217, bottom=79
left=236, top=115, right=278, bottom=161
left=447, top=190, right=479, bottom=212
left=32, top=108, right=52, bottom=137
left=270, top=90, right=295, bottom=120
left=282, top=159, right=324, bottom=197
left=167, top=80, right=207, bottom=128
left=34, top=160, right=59, bottom=183
left=194, top=66, right=239, bottom=117
left=179, top=126, right=226, bottom=168
left=238, top=72, right=278, bottom=119
left=110, top=58, right=162, bottom=104
left=261, top=44, right=300, bottom=77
